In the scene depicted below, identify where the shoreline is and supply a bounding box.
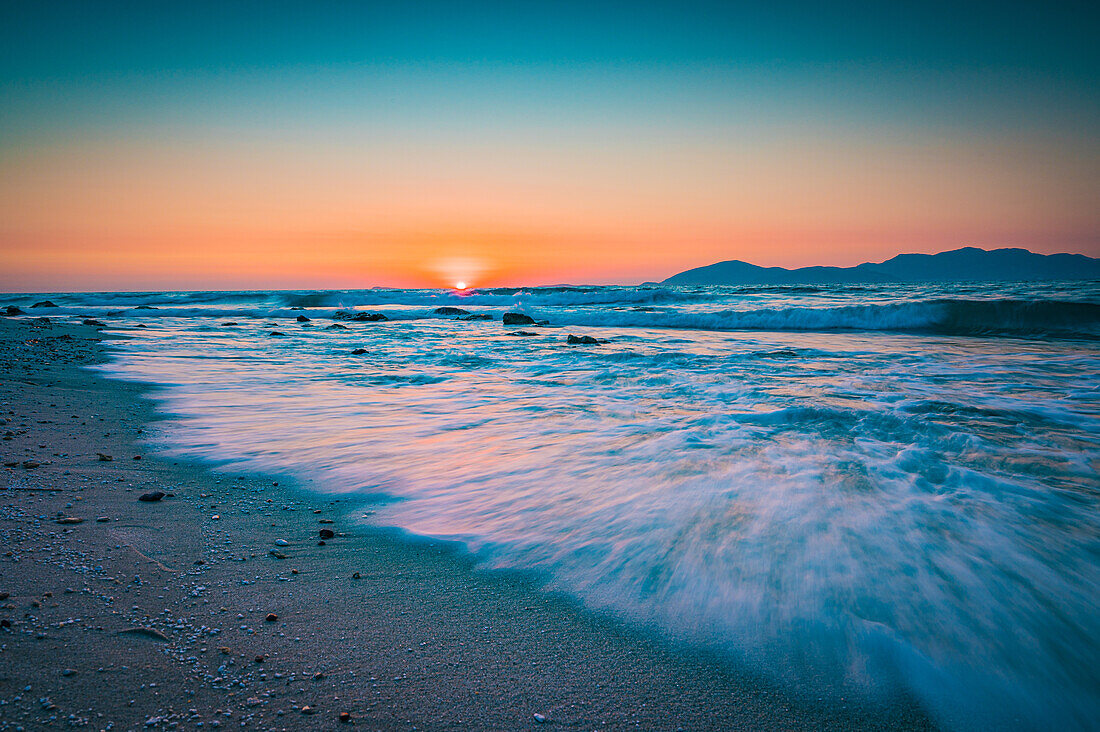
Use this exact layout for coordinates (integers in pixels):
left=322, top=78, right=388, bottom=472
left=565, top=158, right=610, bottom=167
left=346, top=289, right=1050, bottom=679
left=0, top=317, right=934, bottom=730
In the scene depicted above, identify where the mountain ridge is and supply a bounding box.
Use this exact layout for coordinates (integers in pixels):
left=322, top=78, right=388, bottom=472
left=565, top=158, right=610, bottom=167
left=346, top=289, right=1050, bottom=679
left=660, top=247, right=1100, bottom=285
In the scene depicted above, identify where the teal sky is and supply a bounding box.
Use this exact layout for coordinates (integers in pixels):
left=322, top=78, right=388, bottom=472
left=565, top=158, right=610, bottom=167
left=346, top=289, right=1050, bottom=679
left=1, top=1, right=1098, bottom=289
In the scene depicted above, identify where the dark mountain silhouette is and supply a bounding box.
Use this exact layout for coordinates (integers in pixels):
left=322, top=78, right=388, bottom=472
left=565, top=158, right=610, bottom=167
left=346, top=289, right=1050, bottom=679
left=661, top=247, right=1100, bottom=286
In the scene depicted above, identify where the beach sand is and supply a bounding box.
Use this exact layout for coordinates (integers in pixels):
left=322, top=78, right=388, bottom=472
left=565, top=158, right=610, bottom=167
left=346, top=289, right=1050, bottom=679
left=0, top=317, right=933, bottom=730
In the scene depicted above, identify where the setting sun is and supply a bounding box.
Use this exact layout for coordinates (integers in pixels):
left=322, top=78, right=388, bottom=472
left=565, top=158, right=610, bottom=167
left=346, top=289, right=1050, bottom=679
left=455, top=281, right=467, bottom=290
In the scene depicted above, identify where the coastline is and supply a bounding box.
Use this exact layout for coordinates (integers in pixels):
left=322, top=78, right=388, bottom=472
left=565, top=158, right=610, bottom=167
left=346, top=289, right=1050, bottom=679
left=0, top=317, right=934, bottom=730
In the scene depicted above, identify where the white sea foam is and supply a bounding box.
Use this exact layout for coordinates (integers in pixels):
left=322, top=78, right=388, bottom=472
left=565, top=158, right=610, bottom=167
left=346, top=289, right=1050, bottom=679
left=70, top=281, right=1100, bottom=730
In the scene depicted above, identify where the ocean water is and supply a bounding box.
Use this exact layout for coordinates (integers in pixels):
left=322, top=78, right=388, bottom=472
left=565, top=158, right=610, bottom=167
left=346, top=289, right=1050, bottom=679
left=11, top=282, right=1100, bottom=729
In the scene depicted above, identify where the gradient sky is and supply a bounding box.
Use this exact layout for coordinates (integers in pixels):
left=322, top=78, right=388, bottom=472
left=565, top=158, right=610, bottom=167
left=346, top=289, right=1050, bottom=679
left=2, top=1, right=1098, bottom=290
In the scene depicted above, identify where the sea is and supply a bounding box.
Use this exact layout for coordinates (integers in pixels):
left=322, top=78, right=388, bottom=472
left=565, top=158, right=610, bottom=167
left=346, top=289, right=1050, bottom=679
left=10, top=281, right=1100, bottom=729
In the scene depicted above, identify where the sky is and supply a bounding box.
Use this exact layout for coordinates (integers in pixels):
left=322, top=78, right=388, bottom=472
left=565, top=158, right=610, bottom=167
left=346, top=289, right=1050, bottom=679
left=2, top=1, right=1098, bottom=291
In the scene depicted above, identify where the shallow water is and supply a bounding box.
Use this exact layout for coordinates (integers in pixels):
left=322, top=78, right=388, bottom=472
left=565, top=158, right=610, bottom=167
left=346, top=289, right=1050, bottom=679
left=12, top=282, right=1100, bottom=729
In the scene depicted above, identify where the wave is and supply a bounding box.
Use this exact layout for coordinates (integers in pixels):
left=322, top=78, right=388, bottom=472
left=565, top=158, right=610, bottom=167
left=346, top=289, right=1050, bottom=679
left=535, top=299, right=1100, bottom=338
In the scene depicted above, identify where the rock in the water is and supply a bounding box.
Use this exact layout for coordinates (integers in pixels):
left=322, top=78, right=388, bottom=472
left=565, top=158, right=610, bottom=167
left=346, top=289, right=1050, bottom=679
left=138, top=491, right=165, bottom=502
left=3, top=305, right=24, bottom=316
left=502, top=312, right=536, bottom=325
left=31, top=301, right=58, bottom=308
left=297, top=315, right=311, bottom=322
left=326, top=323, right=348, bottom=330
left=432, top=306, right=470, bottom=316
left=334, top=311, right=388, bottom=321
left=459, top=313, right=492, bottom=321
left=269, top=331, right=287, bottom=336
left=351, top=348, right=368, bottom=355
left=223, top=321, right=238, bottom=326
left=319, top=529, right=335, bottom=539
left=82, top=319, right=104, bottom=326
left=507, top=331, right=538, bottom=336
left=566, top=334, right=607, bottom=345
left=134, top=305, right=158, bottom=310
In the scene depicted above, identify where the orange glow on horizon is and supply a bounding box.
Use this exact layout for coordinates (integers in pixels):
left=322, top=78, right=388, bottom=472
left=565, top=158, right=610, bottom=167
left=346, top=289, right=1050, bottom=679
left=1, top=131, right=1097, bottom=291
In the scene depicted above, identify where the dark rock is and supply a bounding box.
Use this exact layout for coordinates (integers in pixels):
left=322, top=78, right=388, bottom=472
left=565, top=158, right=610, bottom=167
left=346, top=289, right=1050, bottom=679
left=22, top=461, right=39, bottom=469
left=0, top=619, right=10, bottom=628
left=223, top=322, right=238, bottom=326
left=133, top=455, right=142, bottom=460
left=507, top=331, right=538, bottom=337
left=56, top=517, right=83, bottom=524
left=134, top=305, right=158, bottom=310
left=459, top=313, right=492, bottom=321
left=339, top=712, right=352, bottom=723
left=136, top=324, right=147, bottom=328
left=4, top=306, right=24, bottom=316
left=432, top=307, right=470, bottom=316
left=319, top=529, right=335, bottom=539
left=31, top=301, right=58, bottom=308
left=351, top=348, right=367, bottom=355
left=106, top=310, right=123, bottom=316
left=255, top=655, right=266, bottom=663
left=269, top=550, right=287, bottom=559
left=97, top=453, right=112, bottom=461
left=503, top=312, right=536, bottom=326
left=138, top=491, right=165, bottom=502
left=269, top=331, right=287, bottom=336
left=326, top=323, right=348, bottom=330
left=265, top=613, right=278, bottom=622
left=333, top=310, right=388, bottom=321
left=352, top=572, right=360, bottom=579
left=83, top=319, right=104, bottom=326
left=297, top=315, right=311, bottom=322
left=566, top=334, right=608, bottom=345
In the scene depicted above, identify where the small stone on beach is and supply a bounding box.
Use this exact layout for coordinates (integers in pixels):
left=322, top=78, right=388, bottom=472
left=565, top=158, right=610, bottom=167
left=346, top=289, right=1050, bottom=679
left=265, top=613, right=278, bottom=622
left=319, top=529, right=335, bottom=539
left=138, top=491, right=165, bottom=502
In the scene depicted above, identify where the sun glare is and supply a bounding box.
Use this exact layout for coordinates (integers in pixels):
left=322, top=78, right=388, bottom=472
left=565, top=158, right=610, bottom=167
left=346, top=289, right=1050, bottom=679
left=455, top=281, right=467, bottom=290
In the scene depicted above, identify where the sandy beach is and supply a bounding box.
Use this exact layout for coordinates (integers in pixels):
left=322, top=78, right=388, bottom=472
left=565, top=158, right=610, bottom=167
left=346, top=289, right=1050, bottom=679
left=0, top=316, right=934, bottom=730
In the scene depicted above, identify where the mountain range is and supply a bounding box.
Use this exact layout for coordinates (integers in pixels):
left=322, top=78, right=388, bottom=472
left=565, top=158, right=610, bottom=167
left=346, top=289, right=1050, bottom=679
left=660, top=247, right=1100, bottom=286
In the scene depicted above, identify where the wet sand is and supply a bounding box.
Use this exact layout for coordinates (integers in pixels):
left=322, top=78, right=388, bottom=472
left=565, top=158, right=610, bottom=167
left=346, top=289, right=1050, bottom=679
left=0, top=316, right=934, bottom=730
